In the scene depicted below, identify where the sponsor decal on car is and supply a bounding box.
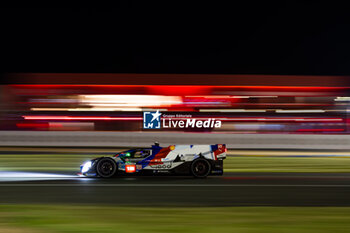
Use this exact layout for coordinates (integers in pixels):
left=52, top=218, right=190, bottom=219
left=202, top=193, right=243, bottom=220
left=150, top=163, right=172, bottom=169
left=125, top=164, right=136, bottom=173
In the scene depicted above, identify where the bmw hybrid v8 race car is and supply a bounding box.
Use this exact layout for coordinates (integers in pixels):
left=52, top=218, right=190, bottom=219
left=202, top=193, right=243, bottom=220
left=79, top=143, right=226, bottom=178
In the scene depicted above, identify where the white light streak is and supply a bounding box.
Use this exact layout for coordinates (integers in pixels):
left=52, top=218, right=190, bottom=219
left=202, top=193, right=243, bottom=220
left=275, top=109, right=325, bottom=113
left=335, top=97, right=350, bottom=101
left=79, top=95, right=182, bottom=107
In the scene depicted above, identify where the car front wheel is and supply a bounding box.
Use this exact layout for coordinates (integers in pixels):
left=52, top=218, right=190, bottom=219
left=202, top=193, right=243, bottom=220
left=96, top=158, right=117, bottom=178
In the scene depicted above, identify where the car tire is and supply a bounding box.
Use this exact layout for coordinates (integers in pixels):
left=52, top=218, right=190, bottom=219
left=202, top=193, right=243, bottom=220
left=96, top=157, right=117, bottom=178
left=191, top=158, right=211, bottom=178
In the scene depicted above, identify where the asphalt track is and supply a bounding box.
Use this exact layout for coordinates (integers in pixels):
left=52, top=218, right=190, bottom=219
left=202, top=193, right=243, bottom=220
left=0, top=172, right=350, bottom=206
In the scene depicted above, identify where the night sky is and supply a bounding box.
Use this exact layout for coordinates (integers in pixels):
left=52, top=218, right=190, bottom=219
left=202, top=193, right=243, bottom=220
left=1, top=4, right=350, bottom=77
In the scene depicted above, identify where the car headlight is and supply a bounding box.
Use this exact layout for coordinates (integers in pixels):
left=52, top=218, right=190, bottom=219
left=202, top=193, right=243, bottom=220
left=81, top=161, right=92, bottom=173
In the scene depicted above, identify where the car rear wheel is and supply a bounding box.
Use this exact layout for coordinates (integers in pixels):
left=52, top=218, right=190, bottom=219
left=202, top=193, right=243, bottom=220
left=191, top=159, right=211, bottom=178
left=96, top=158, right=117, bottom=178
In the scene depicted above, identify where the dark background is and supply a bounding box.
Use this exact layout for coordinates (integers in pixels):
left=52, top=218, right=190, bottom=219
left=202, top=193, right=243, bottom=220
left=0, top=3, right=349, bottom=79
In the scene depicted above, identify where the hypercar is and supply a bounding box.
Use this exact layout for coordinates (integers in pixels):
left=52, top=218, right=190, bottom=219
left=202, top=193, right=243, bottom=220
left=79, top=143, right=226, bottom=178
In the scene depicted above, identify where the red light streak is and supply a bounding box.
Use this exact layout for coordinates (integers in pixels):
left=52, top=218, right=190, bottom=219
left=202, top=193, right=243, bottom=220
left=16, top=123, right=49, bottom=128
left=163, top=117, right=343, bottom=122
left=11, top=84, right=350, bottom=97
left=11, top=84, right=350, bottom=90
left=22, top=116, right=142, bottom=121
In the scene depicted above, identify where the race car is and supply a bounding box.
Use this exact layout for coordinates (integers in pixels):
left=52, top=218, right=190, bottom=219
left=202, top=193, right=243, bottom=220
left=79, top=143, right=226, bottom=178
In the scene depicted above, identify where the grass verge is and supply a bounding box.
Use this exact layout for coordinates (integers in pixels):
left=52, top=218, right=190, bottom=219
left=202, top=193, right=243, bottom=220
left=1, top=205, right=350, bottom=233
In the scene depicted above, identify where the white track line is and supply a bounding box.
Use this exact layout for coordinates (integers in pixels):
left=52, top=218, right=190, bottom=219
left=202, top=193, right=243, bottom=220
left=0, top=184, right=350, bottom=187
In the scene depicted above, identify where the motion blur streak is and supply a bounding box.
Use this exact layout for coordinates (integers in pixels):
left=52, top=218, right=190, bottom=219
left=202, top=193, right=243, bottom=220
left=79, top=94, right=182, bottom=107
left=0, top=75, right=349, bottom=133
left=22, top=116, right=142, bottom=121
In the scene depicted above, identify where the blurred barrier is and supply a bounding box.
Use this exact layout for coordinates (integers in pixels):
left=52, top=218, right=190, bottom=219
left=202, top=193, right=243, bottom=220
left=1, top=131, right=350, bottom=149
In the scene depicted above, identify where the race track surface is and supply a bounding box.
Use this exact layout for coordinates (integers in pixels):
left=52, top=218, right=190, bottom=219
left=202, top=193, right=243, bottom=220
left=0, top=172, right=350, bottom=206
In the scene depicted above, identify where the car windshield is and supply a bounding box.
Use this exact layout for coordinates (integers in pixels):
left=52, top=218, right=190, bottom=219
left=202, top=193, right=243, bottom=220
left=118, top=149, right=151, bottom=158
